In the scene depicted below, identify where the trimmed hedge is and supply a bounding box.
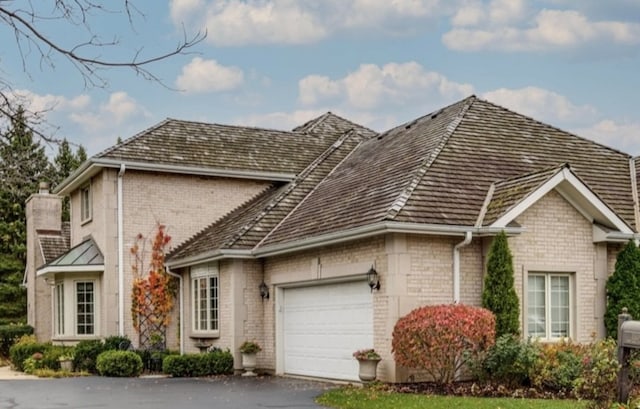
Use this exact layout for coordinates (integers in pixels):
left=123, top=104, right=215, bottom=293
left=163, top=350, right=234, bottom=377
left=0, top=324, right=34, bottom=357
left=96, top=350, right=143, bottom=377
left=73, top=340, right=106, bottom=373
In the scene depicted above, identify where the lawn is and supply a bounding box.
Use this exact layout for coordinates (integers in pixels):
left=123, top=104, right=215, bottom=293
left=316, top=386, right=590, bottom=409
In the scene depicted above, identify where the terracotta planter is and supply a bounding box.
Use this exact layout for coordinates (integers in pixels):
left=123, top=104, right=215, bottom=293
left=241, top=352, right=257, bottom=377
left=357, top=358, right=380, bottom=382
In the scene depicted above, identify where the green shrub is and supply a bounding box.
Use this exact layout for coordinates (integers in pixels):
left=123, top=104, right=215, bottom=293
left=479, top=334, right=539, bottom=386
left=482, top=231, right=520, bottom=337
left=96, top=350, right=143, bottom=377
left=530, top=340, right=586, bottom=391
left=9, top=340, right=48, bottom=372
left=162, top=350, right=234, bottom=377
left=0, top=324, right=34, bottom=357
left=605, top=240, right=640, bottom=339
left=40, top=345, right=75, bottom=371
left=103, top=335, right=131, bottom=351
left=73, top=340, right=105, bottom=373
left=392, top=304, right=496, bottom=384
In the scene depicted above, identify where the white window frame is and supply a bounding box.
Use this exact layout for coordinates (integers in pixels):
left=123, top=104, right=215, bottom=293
left=525, top=272, right=573, bottom=341
left=80, top=184, right=92, bottom=223
left=191, top=262, right=219, bottom=336
left=54, top=282, right=65, bottom=336
left=52, top=276, right=100, bottom=339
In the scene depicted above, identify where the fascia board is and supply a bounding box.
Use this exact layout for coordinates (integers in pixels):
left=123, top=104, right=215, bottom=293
left=36, top=264, right=104, bottom=277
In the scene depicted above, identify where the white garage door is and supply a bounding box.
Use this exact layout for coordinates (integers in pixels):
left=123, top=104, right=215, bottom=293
left=283, top=281, right=373, bottom=381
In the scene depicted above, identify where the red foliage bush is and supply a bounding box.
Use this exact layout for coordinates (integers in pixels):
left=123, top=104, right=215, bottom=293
left=392, top=304, right=496, bottom=384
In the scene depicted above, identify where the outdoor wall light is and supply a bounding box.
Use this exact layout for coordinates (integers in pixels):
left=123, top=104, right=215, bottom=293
left=259, top=281, right=270, bottom=299
left=367, top=267, right=380, bottom=292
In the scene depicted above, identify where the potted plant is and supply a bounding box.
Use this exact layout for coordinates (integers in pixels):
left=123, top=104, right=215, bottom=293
left=353, top=348, right=381, bottom=382
left=239, top=341, right=262, bottom=377
left=58, top=353, right=75, bottom=372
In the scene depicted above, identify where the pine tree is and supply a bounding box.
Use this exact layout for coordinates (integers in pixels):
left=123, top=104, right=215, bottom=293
left=604, top=240, right=640, bottom=339
left=52, top=139, right=86, bottom=221
left=0, top=107, right=53, bottom=323
left=482, top=231, right=520, bottom=337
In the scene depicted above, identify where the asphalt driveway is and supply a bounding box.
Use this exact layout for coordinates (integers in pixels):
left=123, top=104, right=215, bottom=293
left=0, top=375, right=335, bottom=409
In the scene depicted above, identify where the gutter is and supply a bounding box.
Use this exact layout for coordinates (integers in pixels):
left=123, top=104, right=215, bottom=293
left=118, top=164, right=126, bottom=336
left=166, top=266, right=184, bottom=355
left=254, top=222, right=523, bottom=258
left=453, top=231, right=472, bottom=303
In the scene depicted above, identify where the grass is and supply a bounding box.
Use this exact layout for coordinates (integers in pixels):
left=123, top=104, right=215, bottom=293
left=316, top=386, right=590, bottom=409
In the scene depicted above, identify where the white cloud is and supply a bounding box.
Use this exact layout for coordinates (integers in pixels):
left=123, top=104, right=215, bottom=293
left=170, top=0, right=447, bottom=46
left=575, top=120, right=640, bottom=156
left=69, top=91, right=148, bottom=132
left=482, top=86, right=597, bottom=125
left=299, top=62, right=473, bottom=110
left=444, top=8, right=640, bottom=51
left=176, top=57, right=244, bottom=93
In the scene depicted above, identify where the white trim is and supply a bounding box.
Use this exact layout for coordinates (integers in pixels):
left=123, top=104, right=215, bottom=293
left=80, top=183, right=92, bottom=224
left=491, top=167, right=633, bottom=234
left=190, top=263, right=220, bottom=336
left=630, top=159, right=640, bottom=230
left=37, top=265, right=104, bottom=277
left=55, top=160, right=295, bottom=195
left=525, top=271, right=575, bottom=341
left=117, top=164, right=126, bottom=336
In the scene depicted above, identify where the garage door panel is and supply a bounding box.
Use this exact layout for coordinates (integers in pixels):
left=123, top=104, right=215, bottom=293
left=283, top=281, right=373, bottom=381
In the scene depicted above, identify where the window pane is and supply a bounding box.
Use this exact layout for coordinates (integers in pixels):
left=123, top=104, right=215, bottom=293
left=192, top=272, right=219, bottom=332
left=550, top=276, right=569, bottom=338
left=76, top=281, right=95, bottom=335
left=527, top=275, right=546, bottom=337
left=55, top=283, right=65, bottom=335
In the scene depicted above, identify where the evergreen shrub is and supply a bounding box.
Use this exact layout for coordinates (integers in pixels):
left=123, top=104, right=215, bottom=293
left=605, top=240, right=640, bottom=339
left=0, top=324, right=33, bottom=357
left=96, top=350, right=143, bottom=377
left=163, top=350, right=234, bottom=377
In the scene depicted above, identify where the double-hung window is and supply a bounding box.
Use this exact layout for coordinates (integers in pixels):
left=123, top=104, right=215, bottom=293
left=527, top=273, right=572, bottom=340
left=80, top=184, right=92, bottom=223
left=191, top=263, right=219, bottom=335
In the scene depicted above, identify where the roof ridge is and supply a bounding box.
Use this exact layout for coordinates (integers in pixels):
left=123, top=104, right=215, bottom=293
left=385, top=96, right=476, bottom=220
left=225, top=129, right=360, bottom=248
left=254, top=130, right=364, bottom=249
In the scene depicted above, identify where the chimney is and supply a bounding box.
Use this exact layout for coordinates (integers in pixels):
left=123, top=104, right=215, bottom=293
left=25, top=181, right=62, bottom=332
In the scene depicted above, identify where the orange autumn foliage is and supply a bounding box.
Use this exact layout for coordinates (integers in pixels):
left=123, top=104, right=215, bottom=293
left=130, top=223, right=175, bottom=332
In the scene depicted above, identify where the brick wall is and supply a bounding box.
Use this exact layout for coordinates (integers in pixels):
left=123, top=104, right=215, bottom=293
left=510, top=189, right=597, bottom=342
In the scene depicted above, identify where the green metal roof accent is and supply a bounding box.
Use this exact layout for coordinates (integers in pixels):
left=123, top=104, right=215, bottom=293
left=45, top=237, right=103, bottom=267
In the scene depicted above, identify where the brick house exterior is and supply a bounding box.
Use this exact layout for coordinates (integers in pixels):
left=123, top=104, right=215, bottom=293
left=25, top=96, right=640, bottom=383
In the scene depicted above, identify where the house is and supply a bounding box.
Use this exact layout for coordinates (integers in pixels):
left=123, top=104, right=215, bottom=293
left=25, top=96, right=640, bottom=383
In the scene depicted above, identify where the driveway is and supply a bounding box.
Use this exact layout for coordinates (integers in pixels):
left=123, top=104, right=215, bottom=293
left=0, top=375, right=335, bottom=409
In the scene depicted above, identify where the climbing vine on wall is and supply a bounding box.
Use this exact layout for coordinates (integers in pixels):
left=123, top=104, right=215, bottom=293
left=130, top=223, right=176, bottom=343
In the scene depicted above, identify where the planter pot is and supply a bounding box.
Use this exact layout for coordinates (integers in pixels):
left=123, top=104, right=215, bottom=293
left=357, top=358, right=380, bottom=382
left=59, top=360, right=73, bottom=372
left=241, top=352, right=257, bottom=377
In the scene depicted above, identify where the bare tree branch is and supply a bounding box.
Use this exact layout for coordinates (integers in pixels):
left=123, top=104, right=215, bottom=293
left=0, top=0, right=206, bottom=144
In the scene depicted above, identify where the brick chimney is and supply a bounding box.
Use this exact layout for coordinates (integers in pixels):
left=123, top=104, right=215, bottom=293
left=25, top=181, right=62, bottom=333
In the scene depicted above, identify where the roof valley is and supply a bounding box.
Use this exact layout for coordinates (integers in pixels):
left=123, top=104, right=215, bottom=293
left=254, top=130, right=364, bottom=249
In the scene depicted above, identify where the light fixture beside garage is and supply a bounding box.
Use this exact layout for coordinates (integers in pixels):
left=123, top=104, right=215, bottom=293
left=367, top=267, right=380, bottom=292
left=259, top=280, right=270, bottom=299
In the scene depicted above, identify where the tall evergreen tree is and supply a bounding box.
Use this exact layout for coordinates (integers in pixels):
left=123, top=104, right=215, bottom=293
left=482, top=231, right=520, bottom=337
left=0, top=107, right=54, bottom=323
left=52, top=139, right=86, bottom=221
left=604, top=240, right=640, bottom=339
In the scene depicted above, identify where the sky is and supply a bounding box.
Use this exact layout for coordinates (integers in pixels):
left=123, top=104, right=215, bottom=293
left=2, top=0, right=640, bottom=157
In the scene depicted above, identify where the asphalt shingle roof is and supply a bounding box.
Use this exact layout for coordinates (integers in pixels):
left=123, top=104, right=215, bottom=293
left=37, top=223, right=70, bottom=263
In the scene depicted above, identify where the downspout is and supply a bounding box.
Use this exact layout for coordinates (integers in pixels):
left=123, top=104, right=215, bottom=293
left=453, top=231, right=472, bottom=303
left=117, top=164, right=126, bottom=336
left=166, top=266, right=184, bottom=355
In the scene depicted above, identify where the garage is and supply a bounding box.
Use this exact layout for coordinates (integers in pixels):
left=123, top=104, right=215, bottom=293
left=282, top=280, right=373, bottom=381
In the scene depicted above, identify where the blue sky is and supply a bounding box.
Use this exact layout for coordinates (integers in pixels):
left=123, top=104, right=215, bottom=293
left=3, top=0, right=640, bottom=156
